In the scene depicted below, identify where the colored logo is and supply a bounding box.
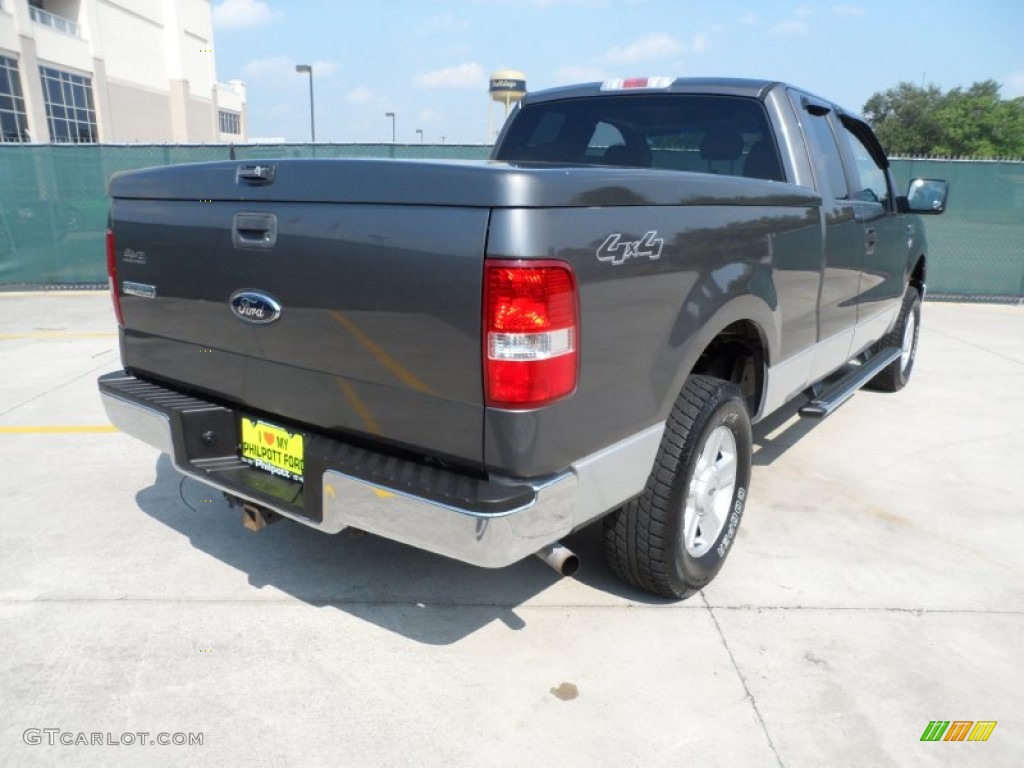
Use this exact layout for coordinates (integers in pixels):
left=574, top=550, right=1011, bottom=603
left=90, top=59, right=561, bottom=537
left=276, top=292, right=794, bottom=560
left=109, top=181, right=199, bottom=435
left=229, top=290, right=281, bottom=325
left=920, top=721, right=997, bottom=742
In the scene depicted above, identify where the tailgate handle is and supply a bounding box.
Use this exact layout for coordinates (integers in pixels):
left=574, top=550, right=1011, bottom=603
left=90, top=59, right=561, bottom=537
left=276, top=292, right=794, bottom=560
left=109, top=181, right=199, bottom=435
left=232, top=212, right=277, bottom=249
left=236, top=163, right=276, bottom=184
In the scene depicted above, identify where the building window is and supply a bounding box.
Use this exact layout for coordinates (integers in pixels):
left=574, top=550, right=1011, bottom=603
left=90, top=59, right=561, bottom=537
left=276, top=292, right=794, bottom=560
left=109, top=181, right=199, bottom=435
left=218, top=110, right=241, bottom=135
left=39, top=66, right=97, bottom=143
left=29, top=2, right=83, bottom=38
left=0, top=56, right=30, bottom=142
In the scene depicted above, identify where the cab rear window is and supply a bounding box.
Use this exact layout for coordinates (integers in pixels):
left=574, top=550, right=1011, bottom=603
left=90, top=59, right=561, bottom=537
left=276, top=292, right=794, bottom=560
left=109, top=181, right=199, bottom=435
left=495, top=94, right=785, bottom=182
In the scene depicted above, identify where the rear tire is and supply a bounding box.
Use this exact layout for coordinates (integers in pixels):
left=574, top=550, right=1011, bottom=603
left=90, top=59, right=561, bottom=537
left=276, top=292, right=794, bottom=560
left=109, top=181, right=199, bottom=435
left=867, top=286, right=921, bottom=392
left=604, top=375, right=752, bottom=599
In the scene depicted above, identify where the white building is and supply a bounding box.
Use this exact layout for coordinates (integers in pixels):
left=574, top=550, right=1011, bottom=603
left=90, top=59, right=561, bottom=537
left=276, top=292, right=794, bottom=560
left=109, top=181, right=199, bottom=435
left=0, top=0, right=246, bottom=143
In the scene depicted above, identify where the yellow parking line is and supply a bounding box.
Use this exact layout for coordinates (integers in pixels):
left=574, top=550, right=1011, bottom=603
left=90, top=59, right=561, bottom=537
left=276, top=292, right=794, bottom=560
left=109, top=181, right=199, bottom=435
left=336, top=379, right=383, bottom=436
left=329, top=310, right=435, bottom=395
left=0, top=332, right=117, bottom=339
left=0, top=291, right=105, bottom=297
left=0, top=425, right=119, bottom=434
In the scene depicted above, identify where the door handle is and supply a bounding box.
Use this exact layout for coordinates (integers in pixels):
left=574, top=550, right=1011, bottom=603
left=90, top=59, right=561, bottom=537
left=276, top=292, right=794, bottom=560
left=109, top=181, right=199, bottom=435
left=865, top=227, right=878, bottom=255
left=232, top=212, right=277, bottom=249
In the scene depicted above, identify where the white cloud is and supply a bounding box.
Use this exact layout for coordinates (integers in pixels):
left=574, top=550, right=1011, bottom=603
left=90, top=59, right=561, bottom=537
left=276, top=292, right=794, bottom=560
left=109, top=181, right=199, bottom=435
left=606, top=33, right=682, bottom=64
left=687, top=33, right=711, bottom=56
left=346, top=86, right=377, bottom=105
left=431, top=43, right=474, bottom=60
left=739, top=12, right=759, bottom=26
left=832, top=4, right=866, bottom=16
left=242, top=55, right=293, bottom=78
left=416, top=14, right=470, bottom=34
left=771, top=20, right=810, bottom=36
left=213, top=0, right=283, bottom=28
left=413, top=62, right=486, bottom=89
left=555, top=65, right=607, bottom=84
left=520, top=0, right=611, bottom=6
left=1004, top=72, right=1024, bottom=99
left=242, top=56, right=335, bottom=82
left=416, top=108, right=444, bottom=125
left=310, top=60, right=338, bottom=78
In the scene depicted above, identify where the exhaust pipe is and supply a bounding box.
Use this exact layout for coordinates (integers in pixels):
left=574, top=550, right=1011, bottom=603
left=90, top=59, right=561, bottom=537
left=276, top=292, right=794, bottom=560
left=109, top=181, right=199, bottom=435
left=535, top=543, right=579, bottom=577
left=241, top=502, right=281, bottom=532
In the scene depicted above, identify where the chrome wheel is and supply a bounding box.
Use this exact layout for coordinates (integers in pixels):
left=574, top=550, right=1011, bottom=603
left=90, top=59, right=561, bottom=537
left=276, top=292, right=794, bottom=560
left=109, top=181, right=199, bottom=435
left=683, top=425, right=738, bottom=558
left=604, top=375, right=752, bottom=599
left=901, top=311, right=917, bottom=372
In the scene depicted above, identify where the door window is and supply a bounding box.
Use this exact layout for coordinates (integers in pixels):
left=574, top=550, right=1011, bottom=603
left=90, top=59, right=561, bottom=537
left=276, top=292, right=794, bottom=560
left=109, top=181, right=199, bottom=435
left=804, top=112, right=849, bottom=201
left=840, top=122, right=890, bottom=206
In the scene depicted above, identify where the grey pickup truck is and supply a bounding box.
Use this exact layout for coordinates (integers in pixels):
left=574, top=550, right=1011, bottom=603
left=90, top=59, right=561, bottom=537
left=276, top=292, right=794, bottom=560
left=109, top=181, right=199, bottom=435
left=98, top=77, right=948, bottom=598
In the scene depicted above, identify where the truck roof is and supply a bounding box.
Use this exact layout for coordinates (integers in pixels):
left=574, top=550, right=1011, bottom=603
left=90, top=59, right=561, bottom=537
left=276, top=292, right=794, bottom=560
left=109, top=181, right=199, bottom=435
left=522, top=78, right=783, bottom=105
left=519, top=77, right=862, bottom=123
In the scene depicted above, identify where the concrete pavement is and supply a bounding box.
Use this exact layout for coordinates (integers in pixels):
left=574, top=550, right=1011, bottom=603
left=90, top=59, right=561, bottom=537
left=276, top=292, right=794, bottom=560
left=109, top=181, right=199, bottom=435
left=1, top=292, right=1021, bottom=767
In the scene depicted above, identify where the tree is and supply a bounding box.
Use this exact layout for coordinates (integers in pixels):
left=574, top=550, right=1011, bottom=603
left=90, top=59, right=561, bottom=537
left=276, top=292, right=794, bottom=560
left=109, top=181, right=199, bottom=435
left=862, top=80, right=1024, bottom=157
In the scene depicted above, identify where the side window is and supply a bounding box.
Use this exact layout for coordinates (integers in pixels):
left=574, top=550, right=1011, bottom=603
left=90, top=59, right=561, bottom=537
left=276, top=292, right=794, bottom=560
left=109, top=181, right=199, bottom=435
left=587, top=121, right=628, bottom=161
left=587, top=121, right=624, bottom=152
left=840, top=122, right=890, bottom=206
left=501, top=109, right=571, bottom=161
left=526, top=111, right=566, bottom=147
left=804, top=112, right=849, bottom=200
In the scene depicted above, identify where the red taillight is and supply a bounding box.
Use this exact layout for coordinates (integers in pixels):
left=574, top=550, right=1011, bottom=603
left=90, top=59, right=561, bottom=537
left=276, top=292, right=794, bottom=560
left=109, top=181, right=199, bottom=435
left=106, top=229, right=124, bottom=327
left=484, top=260, right=579, bottom=408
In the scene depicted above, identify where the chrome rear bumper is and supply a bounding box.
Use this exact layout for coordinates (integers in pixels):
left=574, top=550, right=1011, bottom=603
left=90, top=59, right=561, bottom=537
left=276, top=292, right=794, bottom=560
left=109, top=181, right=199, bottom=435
left=99, top=371, right=662, bottom=569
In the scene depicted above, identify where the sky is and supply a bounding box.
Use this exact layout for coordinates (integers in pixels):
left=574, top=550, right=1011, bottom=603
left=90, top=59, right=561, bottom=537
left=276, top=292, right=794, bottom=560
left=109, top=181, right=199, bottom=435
left=209, top=0, right=1024, bottom=145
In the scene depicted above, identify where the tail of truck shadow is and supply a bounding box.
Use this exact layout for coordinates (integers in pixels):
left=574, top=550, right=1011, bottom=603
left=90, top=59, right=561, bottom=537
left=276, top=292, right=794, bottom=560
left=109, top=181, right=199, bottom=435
left=750, top=353, right=898, bottom=466
left=135, top=454, right=671, bottom=645
left=751, top=394, right=818, bottom=466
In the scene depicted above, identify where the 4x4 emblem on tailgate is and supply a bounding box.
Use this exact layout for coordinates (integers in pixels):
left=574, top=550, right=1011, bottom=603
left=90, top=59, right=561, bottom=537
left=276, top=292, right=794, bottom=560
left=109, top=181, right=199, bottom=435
left=229, top=290, right=282, bottom=325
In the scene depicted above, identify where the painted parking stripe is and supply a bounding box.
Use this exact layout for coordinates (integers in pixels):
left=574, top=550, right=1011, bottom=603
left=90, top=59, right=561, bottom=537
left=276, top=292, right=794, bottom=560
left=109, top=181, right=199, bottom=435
left=0, top=425, right=119, bottom=434
left=0, top=332, right=117, bottom=339
left=0, top=291, right=105, bottom=297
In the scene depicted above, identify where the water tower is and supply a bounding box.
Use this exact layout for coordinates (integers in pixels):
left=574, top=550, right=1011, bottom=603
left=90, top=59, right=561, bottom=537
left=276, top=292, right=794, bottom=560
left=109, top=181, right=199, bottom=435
left=488, top=69, right=526, bottom=143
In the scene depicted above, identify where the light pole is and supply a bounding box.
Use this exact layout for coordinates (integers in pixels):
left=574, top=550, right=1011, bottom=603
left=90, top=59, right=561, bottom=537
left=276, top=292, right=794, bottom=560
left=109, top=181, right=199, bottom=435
left=295, top=64, right=315, bottom=142
left=385, top=112, right=396, bottom=143
left=416, top=129, right=423, bottom=143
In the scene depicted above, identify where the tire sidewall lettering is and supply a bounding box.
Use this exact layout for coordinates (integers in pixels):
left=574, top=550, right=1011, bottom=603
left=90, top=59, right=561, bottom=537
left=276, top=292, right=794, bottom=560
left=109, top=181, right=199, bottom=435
left=675, top=397, right=752, bottom=583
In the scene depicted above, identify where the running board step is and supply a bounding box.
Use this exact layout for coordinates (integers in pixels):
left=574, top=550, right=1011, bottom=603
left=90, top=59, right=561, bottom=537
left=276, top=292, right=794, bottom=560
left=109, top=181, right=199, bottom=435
left=799, top=347, right=902, bottom=419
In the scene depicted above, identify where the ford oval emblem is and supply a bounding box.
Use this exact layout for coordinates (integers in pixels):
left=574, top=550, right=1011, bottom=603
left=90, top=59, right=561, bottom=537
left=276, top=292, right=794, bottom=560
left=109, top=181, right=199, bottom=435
left=229, top=290, right=281, bottom=325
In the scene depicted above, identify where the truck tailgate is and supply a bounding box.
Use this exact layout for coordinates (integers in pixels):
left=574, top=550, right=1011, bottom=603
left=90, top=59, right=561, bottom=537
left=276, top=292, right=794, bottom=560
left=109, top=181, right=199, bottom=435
left=111, top=197, right=487, bottom=467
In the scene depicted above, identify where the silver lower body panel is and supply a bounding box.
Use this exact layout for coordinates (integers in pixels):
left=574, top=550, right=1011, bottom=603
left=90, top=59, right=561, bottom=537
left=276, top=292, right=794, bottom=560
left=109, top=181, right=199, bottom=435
left=100, top=381, right=663, bottom=569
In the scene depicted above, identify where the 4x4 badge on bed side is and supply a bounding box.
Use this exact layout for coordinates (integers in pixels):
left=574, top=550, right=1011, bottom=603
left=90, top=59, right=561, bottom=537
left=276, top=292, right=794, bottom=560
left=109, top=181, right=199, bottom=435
left=596, top=231, right=664, bottom=265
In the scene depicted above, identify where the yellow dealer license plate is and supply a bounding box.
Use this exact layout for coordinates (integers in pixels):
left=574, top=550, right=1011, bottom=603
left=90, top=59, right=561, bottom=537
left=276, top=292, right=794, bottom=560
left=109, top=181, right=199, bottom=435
left=239, top=418, right=304, bottom=482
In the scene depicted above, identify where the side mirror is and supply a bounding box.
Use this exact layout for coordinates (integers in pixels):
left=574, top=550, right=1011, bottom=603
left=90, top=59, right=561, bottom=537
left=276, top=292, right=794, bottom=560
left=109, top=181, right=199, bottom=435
left=904, top=178, right=949, bottom=215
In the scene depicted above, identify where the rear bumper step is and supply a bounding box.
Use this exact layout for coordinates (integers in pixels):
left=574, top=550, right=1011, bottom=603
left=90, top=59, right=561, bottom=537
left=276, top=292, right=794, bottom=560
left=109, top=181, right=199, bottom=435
left=799, top=347, right=901, bottom=419
left=98, top=371, right=662, bottom=569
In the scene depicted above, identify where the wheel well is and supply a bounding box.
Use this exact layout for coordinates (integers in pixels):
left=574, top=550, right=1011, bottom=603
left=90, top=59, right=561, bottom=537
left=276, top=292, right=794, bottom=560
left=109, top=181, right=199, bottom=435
left=911, top=255, right=926, bottom=292
left=691, top=321, right=765, bottom=414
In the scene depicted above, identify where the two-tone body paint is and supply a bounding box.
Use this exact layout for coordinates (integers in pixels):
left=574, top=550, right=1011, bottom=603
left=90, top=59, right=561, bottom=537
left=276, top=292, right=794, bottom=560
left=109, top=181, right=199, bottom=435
left=483, top=198, right=820, bottom=476
left=107, top=78, right=926, bottom=483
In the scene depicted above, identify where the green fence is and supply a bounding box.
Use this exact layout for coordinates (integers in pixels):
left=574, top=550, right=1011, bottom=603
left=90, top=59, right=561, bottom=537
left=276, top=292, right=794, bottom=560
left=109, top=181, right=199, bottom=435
left=1, top=144, right=1021, bottom=300
left=889, top=159, right=1023, bottom=301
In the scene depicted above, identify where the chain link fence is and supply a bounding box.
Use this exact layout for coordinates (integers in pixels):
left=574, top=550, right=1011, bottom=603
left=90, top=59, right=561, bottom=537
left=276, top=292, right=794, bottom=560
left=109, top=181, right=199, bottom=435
left=889, top=158, right=1023, bottom=302
left=1, top=145, right=1021, bottom=301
